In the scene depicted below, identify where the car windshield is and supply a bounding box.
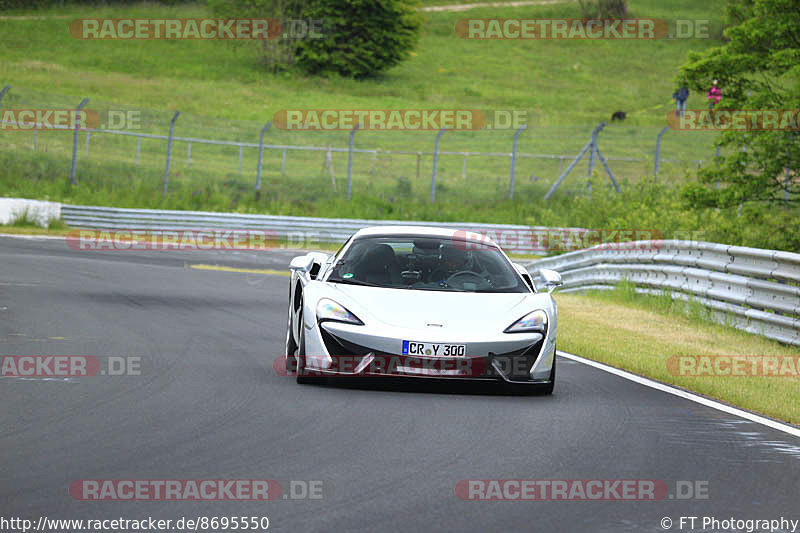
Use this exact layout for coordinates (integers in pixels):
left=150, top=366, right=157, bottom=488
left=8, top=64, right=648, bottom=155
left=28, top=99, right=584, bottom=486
left=326, top=235, right=529, bottom=293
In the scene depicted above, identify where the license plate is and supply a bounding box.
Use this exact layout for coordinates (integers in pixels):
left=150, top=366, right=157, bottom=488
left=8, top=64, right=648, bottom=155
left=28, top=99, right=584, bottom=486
left=402, top=341, right=466, bottom=357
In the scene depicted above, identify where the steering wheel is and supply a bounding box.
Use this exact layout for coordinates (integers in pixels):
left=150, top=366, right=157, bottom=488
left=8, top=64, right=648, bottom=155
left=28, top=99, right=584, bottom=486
left=445, top=270, right=487, bottom=289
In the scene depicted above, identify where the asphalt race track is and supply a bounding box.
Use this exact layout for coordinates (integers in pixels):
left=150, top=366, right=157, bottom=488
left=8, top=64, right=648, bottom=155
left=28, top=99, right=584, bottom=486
left=1, top=235, right=799, bottom=532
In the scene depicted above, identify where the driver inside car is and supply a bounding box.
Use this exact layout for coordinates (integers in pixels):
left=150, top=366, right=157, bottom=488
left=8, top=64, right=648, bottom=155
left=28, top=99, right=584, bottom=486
left=431, top=245, right=471, bottom=285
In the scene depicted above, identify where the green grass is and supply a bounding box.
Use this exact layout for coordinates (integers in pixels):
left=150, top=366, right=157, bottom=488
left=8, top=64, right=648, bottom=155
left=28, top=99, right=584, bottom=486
left=557, top=290, right=800, bottom=425
left=1, top=0, right=798, bottom=252
left=0, top=0, right=724, bottom=187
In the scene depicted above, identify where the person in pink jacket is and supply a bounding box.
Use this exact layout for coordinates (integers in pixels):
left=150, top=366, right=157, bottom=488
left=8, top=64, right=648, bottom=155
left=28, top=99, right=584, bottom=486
left=707, top=78, right=722, bottom=110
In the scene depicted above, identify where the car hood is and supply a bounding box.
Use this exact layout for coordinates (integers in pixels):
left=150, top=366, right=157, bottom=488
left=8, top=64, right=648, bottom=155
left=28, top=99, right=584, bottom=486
left=318, top=283, right=551, bottom=334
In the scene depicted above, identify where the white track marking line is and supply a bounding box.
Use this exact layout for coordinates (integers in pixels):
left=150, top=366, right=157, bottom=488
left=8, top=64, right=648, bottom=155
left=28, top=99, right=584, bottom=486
left=557, top=350, right=800, bottom=439
left=0, top=233, right=65, bottom=240
left=421, top=0, right=566, bottom=12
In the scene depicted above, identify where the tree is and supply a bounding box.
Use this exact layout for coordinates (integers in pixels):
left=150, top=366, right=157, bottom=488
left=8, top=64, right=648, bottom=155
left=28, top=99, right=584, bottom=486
left=208, top=0, right=314, bottom=72
left=296, top=0, right=421, bottom=79
left=679, top=0, right=799, bottom=207
left=576, top=0, right=628, bottom=19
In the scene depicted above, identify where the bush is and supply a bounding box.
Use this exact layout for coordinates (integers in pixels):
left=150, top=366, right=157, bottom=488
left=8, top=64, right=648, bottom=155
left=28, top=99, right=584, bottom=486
left=296, top=0, right=421, bottom=79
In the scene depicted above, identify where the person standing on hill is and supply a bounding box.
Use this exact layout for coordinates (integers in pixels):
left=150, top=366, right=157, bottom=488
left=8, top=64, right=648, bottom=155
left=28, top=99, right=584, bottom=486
left=673, top=85, right=690, bottom=117
left=706, top=79, right=722, bottom=111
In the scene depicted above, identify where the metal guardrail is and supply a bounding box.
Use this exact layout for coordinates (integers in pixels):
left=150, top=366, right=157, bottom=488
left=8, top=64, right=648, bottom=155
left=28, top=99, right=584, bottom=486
left=527, top=241, right=800, bottom=346
left=59, top=204, right=800, bottom=345
left=60, top=204, right=584, bottom=254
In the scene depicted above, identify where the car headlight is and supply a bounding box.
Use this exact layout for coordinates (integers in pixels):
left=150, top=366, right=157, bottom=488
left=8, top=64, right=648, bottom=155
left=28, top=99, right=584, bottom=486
left=504, top=310, right=547, bottom=333
left=316, top=298, right=363, bottom=325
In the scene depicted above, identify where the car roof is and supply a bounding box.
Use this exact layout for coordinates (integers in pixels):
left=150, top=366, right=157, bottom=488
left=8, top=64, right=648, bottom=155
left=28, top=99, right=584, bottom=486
left=351, top=225, right=499, bottom=246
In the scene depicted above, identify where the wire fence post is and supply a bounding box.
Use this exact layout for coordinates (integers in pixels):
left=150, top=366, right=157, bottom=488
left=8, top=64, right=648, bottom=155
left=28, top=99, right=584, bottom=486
left=431, top=128, right=447, bottom=202
left=347, top=123, right=360, bottom=199
left=238, top=145, right=243, bottom=174
left=509, top=124, right=526, bottom=199
left=186, top=142, right=192, bottom=168
left=0, top=86, right=10, bottom=110
left=544, top=123, right=604, bottom=201
left=85, top=131, right=91, bottom=158
left=136, top=136, right=141, bottom=164
left=281, top=148, right=287, bottom=176
left=163, top=111, right=180, bottom=197
left=654, top=126, right=668, bottom=183
left=587, top=125, right=600, bottom=197
left=416, top=152, right=422, bottom=180
left=70, top=97, right=89, bottom=186
left=256, top=122, right=272, bottom=192
left=33, top=124, right=37, bottom=151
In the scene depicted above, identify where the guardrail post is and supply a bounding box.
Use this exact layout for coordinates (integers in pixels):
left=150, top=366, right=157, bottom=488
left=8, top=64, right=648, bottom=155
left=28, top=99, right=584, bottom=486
left=654, top=126, right=668, bottom=183
left=70, top=97, right=89, bottom=186
left=509, top=124, right=526, bottom=199
left=256, top=122, right=272, bottom=192
left=431, top=128, right=447, bottom=202
left=347, top=123, right=360, bottom=199
left=163, top=111, right=180, bottom=197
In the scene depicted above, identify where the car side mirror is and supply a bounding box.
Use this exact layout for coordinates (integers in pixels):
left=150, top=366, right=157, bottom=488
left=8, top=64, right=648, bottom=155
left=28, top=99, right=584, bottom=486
left=290, top=253, right=332, bottom=280
left=539, top=268, right=563, bottom=293
left=289, top=255, right=315, bottom=273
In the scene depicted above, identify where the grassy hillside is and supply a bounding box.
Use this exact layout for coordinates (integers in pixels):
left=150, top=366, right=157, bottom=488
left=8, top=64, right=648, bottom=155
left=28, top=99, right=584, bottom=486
left=2, top=0, right=798, bottom=252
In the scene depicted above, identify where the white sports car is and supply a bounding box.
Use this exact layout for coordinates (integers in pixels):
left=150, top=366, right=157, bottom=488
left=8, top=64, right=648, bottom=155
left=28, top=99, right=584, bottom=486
left=285, top=226, right=562, bottom=393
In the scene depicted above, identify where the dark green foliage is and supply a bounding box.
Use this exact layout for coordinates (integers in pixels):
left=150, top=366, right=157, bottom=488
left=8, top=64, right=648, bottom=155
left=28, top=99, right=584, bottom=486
left=679, top=0, right=800, bottom=207
left=296, top=0, right=421, bottom=79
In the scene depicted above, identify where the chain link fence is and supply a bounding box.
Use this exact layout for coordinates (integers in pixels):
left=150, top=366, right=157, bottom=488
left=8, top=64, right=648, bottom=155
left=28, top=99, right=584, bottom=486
left=0, top=85, right=720, bottom=203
